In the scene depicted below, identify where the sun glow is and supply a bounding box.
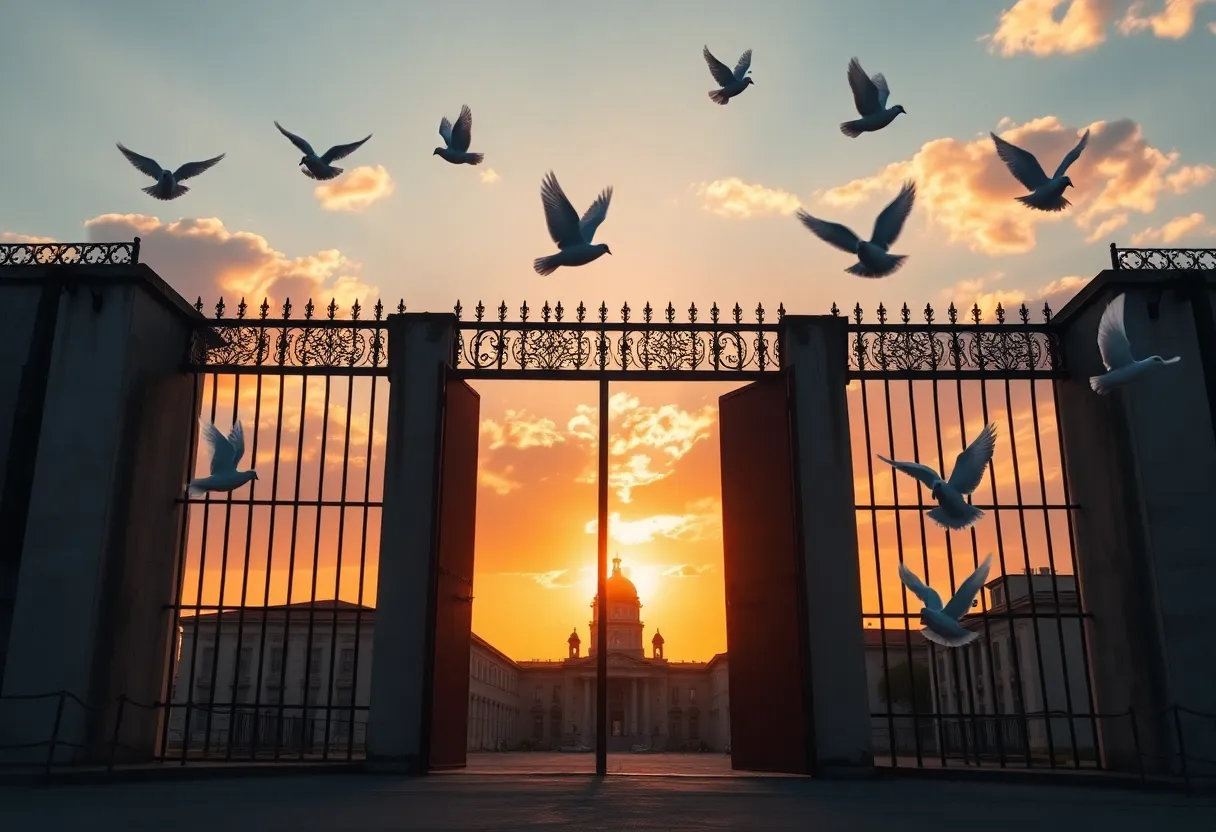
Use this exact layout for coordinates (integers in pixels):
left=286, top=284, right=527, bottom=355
left=576, top=558, right=663, bottom=606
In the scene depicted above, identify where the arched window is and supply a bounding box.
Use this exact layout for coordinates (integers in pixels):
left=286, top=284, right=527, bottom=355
left=549, top=705, right=563, bottom=739
left=688, top=707, right=700, bottom=740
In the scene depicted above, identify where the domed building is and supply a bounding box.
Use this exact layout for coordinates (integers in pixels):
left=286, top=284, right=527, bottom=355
left=466, top=556, right=731, bottom=753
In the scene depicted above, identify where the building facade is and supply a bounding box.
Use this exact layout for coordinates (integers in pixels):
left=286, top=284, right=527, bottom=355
left=928, top=568, right=1097, bottom=761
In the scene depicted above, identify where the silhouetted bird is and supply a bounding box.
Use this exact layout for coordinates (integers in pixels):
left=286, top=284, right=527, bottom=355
left=899, top=554, right=992, bottom=648
left=703, top=45, right=754, bottom=105
left=188, top=420, right=258, bottom=497
left=1090, top=293, right=1181, bottom=394
left=434, top=105, right=484, bottom=166
left=877, top=422, right=997, bottom=531
left=991, top=128, right=1089, bottom=212
left=274, top=121, right=371, bottom=181
left=115, top=143, right=225, bottom=201
left=796, top=181, right=917, bottom=278
left=533, top=172, right=613, bottom=277
left=840, top=57, right=906, bottom=138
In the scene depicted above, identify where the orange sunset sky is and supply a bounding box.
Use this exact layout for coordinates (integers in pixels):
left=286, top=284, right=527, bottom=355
left=5, top=2, right=1211, bottom=662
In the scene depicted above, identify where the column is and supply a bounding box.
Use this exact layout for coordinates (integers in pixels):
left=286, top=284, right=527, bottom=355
left=582, top=677, right=591, bottom=739
left=0, top=262, right=200, bottom=764
left=630, top=678, right=638, bottom=736
left=1054, top=274, right=1216, bottom=775
left=366, top=313, right=457, bottom=771
left=642, top=679, right=650, bottom=740
left=779, top=315, right=874, bottom=773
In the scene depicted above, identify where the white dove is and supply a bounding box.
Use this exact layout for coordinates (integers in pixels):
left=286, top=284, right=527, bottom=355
left=899, top=554, right=993, bottom=648
left=991, top=128, right=1089, bottom=212
left=703, top=45, right=754, bottom=105
left=187, top=421, right=258, bottom=497
left=796, top=181, right=917, bottom=278
left=1089, top=293, right=1180, bottom=394
left=533, top=172, right=613, bottom=277
left=115, top=143, right=225, bottom=201
left=434, top=105, right=484, bottom=166
left=274, top=121, right=372, bottom=181
left=877, top=422, right=997, bottom=532
left=839, top=57, right=906, bottom=138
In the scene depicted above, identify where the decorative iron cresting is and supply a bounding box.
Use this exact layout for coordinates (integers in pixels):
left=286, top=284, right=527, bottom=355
left=453, top=300, right=782, bottom=379
left=834, top=301, right=1065, bottom=378
left=1111, top=244, right=1216, bottom=271
left=0, top=239, right=140, bottom=267
left=188, top=295, right=1066, bottom=378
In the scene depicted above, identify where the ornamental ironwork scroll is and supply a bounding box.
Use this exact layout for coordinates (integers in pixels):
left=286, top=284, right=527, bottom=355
left=834, top=301, right=1064, bottom=378
left=452, top=300, right=783, bottom=379
left=188, top=296, right=398, bottom=374
left=1111, top=246, right=1216, bottom=271
left=0, top=239, right=140, bottom=267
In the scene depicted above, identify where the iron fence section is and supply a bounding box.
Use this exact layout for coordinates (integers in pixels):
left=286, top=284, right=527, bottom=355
left=846, top=300, right=1099, bottom=773
left=167, top=296, right=387, bottom=763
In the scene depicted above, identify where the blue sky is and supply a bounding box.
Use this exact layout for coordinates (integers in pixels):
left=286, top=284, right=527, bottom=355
left=2, top=0, right=1213, bottom=320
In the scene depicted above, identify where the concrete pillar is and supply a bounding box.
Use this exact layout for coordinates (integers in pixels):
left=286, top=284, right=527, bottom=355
left=0, top=263, right=200, bottom=764
left=779, top=315, right=873, bottom=774
left=366, top=313, right=456, bottom=771
left=1054, top=271, right=1216, bottom=775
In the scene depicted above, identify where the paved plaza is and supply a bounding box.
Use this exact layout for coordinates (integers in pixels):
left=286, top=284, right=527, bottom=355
left=2, top=767, right=1213, bottom=831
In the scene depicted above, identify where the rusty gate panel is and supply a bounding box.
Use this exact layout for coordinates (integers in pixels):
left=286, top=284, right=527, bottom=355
left=427, top=374, right=481, bottom=770
left=719, top=372, right=813, bottom=774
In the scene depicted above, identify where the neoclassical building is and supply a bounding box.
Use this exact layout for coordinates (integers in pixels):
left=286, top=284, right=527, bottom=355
left=471, top=557, right=730, bottom=752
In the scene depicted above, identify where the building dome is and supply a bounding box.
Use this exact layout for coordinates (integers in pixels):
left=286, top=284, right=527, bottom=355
left=603, top=557, right=639, bottom=601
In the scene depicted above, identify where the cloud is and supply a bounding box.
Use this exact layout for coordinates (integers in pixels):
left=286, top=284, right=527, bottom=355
left=478, top=462, right=523, bottom=496
left=1036, top=275, right=1090, bottom=310
left=512, top=570, right=579, bottom=590
left=312, top=165, right=395, bottom=212
left=695, top=178, right=802, bottom=219
left=940, top=273, right=1031, bottom=315
left=568, top=393, right=717, bottom=502
left=819, top=116, right=1214, bottom=256
left=78, top=213, right=379, bottom=312
left=941, top=272, right=1094, bottom=318
left=1129, top=212, right=1214, bottom=244
left=0, top=232, right=57, bottom=244
left=1117, top=0, right=1214, bottom=39
left=481, top=410, right=566, bottom=451
left=584, top=499, right=722, bottom=546
left=984, top=0, right=1211, bottom=56
left=480, top=168, right=501, bottom=185
left=662, top=564, right=713, bottom=578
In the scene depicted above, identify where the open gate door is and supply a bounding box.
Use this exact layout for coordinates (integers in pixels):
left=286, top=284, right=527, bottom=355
left=719, top=372, right=813, bottom=774
left=427, top=373, right=481, bottom=770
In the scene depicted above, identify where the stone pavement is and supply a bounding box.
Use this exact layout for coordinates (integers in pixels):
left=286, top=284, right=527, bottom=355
left=2, top=771, right=1213, bottom=831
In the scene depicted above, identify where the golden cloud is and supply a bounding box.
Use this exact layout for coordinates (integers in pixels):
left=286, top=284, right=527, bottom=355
left=819, top=116, right=1214, bottom=256
left=80, top=213, right=379, bottom=312
left=985, top=0, right=1211, bottom=56
left=481, top=410, right=566, bottom=451
left=986, top=0, right=1117, bottom=56
left=479, top=462, right=523, bottom=496
left=480, top=168, right=501, bottom=185
left=1129, top=211, right=1213, bottom=244
left=584, top=498, right=722, bottom=546
left=568, top=393, right=717, bottom=502
left=312, top=165, right=395, bottom=212
left=0, top=232, right=57, bottom=244
left=1117, top=0, right=1213, bottom=38
left=662, top=564, right=713, bottom=578
left=940, top=272, right=1091, bottom=319
left=695, top=177, right=802, bottom=219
